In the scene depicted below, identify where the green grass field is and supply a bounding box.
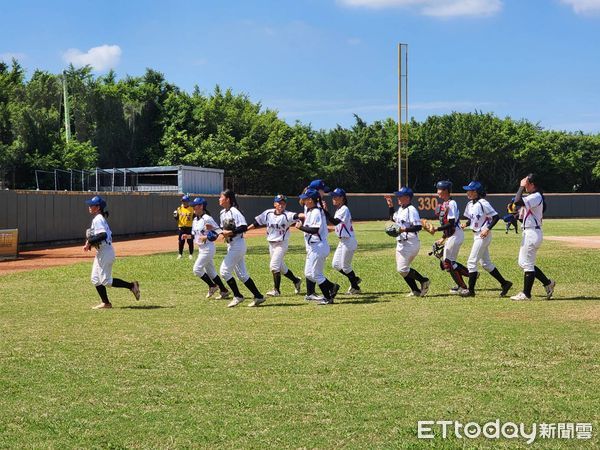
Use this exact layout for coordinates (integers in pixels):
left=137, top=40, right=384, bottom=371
left=1, top=220, right=599, bottom=448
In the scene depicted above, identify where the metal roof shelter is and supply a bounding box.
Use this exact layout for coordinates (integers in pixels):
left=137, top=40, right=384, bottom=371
left=35, top=165, right=224, bottom=194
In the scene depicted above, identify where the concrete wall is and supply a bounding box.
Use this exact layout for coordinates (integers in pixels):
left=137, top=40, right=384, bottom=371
left=1, top=190, right=599, bottom=246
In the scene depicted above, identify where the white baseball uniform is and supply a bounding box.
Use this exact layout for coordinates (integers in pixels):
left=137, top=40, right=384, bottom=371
left=393, top=204, right=421, bottom=275
left=89, top=214, right=115, bottom=287
left=303, top=207, right=330, bottom=284
left=440, top=199, right=464, bottom=262
left=219, top=207, right=250, bottom=282
left=254, top=209, right=299, bottom=272
left=463, top=198, right=497, bottom=273
left=331, top=205, right=358, bottom=273
left=192, top=214, right=220, bottom=279
left=518, top=192, right=544, bottom=272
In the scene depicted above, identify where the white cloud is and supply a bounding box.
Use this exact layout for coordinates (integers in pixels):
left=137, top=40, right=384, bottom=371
left=337, top=0, right=503, bottom=17
left=560, top=0, right=600, bottom=15
left=62, top=44, right=121, bottom=71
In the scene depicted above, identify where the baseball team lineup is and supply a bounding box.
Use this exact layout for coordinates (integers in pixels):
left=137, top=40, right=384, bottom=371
left=84, top=174, right=555, bottom=309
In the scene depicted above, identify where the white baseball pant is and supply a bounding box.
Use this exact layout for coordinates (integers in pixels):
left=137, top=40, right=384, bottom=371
left=396, top=237, right=420, bottom=276
left=443, top=227, right=464, bottom=262
left=91, top=244, right=115, bottom=286
left=467, top=231, right=496, bottom=273
left=332, top=237, right=357, bottom=273
left=518, top=228, right=543, bottom=272
left=269, top=241, right=289, bottom=273
left=304, top=242, right=330, bottom=284
left=220, top=238, right=250, bottom=282
left=193, top=246, right=218, bottom=279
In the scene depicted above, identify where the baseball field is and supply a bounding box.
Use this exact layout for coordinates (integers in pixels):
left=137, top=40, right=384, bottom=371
left=1, top=219, right=599, bottom=448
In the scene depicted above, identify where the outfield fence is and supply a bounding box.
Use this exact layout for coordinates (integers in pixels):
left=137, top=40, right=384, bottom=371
left=0, top=190, right=599, bottom=246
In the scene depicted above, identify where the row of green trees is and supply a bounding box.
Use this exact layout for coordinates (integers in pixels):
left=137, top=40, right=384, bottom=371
left=2, top=60, right=599, bottom=193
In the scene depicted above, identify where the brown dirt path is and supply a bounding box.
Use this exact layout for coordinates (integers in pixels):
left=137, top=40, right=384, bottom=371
left=545, top=236, right=600, bottom=249
left=0, top=229, right=266, bottom=276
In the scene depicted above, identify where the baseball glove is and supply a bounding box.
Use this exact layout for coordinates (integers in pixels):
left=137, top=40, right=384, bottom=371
left=85, top=228, right=100, bottom=249
left=421, top=218, right=437, bottom=235
left=222, top=218, right=236, bottom=231
left=206, top=230, right=218, bottom=242
left=428, top=239, right=446, bottom=259
left=385, top=222, right=401, bottom=237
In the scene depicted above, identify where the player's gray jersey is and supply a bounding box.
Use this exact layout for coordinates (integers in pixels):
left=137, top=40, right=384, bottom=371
left=219, top=207, right=247, bottom=242
left=334, top=205, right=355, bottom=239
left=303, top=207, right=329, bottom=245
left=254, top=209, right=298, bottom=242
left=90, top=214, right=112, bottom=244
left=192, top=214, right=220, bottom=248
left=393, top=204, right=420, bottom=241
left=522, top=192, right=544, bottom=229
left=464, top=199, right=497, bottom=232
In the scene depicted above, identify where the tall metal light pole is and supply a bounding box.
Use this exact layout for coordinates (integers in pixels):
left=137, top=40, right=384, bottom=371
left=397, top=43, right=408, bottom=189
left=62, top=71, right=71, bottom=144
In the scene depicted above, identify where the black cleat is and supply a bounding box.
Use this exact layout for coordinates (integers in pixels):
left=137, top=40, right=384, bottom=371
left=330, top=283, right=340, bottom=300
left=500, top=281, right=513, bottom=297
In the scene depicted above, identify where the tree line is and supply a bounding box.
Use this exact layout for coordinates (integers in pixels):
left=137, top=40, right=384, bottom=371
left=1, top=59, right=599, bottom=194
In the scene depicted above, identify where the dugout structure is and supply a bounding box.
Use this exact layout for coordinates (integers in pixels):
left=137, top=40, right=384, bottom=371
left=34, top=165, right=224, bottom=195
left=0, top=229, right=18, bottom=260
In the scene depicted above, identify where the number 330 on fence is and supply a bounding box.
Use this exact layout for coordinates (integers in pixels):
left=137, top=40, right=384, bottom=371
left=417, top=196, right=438, bottom=211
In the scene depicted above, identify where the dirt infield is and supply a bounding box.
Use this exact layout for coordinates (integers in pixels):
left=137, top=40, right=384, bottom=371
left=545, top=236, right=600, bottom=249
left=0, top=229, right=265, bottom=276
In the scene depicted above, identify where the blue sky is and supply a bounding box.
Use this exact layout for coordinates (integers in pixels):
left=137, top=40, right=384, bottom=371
left=2, top=0, right=599, bottom=132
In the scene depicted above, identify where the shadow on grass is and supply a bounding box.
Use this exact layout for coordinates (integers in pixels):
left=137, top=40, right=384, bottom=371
left=120, top=305, right=175, bottom=310
left=338, top=296, right=390, bottom=304
left=357, top=291, right=407, bottom=296
left=545, top=296, right=600, bottom=301
left=260, top=302, right=306, bottom=308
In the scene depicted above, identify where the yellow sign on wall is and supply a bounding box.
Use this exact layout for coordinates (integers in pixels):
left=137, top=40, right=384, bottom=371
left=0, top=229, right=18, bottom=260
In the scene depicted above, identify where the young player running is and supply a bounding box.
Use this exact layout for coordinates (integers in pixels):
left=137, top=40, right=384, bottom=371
left=430, top=181, right=470, bottom=296
left=461, top=181, right=513, bottom=297
left=83, top=196, right=140, bottom=309
left=296, top=188, right=340, bottom=305
left=182, top=197, right=229, bottom=299
left=248, top=194, right=302, bottom=297
left=385, top=187, right=430, bottom=297
left=510, top=174, right=556, bottom=301
left=218, top=190, right=265, bottom=307
left=328, top=188, right=362, bottom=294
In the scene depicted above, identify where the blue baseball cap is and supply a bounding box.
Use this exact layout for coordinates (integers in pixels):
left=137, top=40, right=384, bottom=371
left=299, top=188, right=320, bottom=200
left=330, top=188, right=346, bottom=197
left=462, top=181, right=483, bottom=192
left=273, top=194, right=288, bottom=203
left=85, top=195, right=106, bottom=209
left=181, top=195, right=190, bottom=202
left=394, top=187, right=414, bottom=198
left=190, top=197, right=207, bottom=207
left=308, top=179, right=331, bottom=193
